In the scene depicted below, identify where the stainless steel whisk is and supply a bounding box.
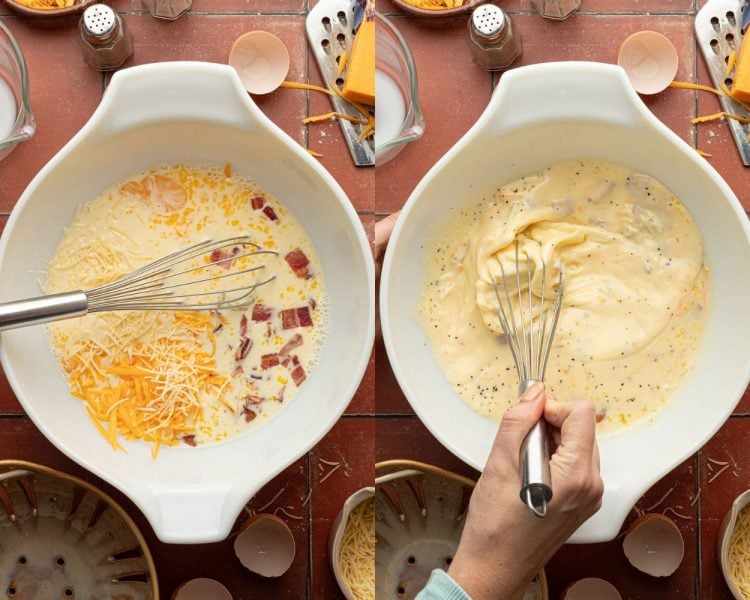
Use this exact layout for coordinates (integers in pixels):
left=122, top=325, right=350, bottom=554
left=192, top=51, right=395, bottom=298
left=492, top=240, right=564, bottom=518
left=0, top=236, right=277, bottom=331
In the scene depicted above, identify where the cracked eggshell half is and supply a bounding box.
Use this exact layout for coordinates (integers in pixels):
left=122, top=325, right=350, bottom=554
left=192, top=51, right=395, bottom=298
left=623, top=513, right=685, bottom=577
left=172, top=578, right=233, bottom=600
left=233, top=513, right=296, bottom=577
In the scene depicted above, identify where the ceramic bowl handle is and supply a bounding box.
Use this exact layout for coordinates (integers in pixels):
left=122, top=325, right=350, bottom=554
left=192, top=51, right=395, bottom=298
left=143, top=482, right=239, bottom=544
left=96, top=62, right=255, bottom=136
left=482, top=62, right=651, bottom=136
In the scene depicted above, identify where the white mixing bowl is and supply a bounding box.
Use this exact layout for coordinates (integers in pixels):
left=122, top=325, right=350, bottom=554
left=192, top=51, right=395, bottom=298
left=0, top=62, right=374, bottom=543
left=380, top=62, right=750, bottom=543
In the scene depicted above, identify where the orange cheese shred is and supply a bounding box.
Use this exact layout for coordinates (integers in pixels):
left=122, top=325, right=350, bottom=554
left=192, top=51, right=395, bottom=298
left=692, top=111, right=750, bottom=125
left=668, top=81, right=723, bottom=96
left=279, top=81, right=334, bottom=96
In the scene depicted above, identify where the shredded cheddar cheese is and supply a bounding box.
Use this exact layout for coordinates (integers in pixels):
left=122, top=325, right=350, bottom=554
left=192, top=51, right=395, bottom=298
left=46, top=165, right=328, bottom=456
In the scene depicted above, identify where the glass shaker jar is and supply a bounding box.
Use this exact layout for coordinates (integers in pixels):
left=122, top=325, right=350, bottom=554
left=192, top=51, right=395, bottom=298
left=142, top=0, right=192, bottom=20
left=530, top=0, right=581, bottom=20
left=79, top=4, right=134, bottom=72
left=468, top=4, right=522, bottom=72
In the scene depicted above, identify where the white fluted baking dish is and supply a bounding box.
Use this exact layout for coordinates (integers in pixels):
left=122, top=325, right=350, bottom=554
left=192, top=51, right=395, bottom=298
left=380, top=61, right=750, bottom=543
left=0, top=61, right=374, bottom=544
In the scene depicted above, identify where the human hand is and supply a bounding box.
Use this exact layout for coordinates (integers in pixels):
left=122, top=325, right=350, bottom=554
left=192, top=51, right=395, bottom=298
left=374, top=211, right=400, bottom=266
left=448, top=384, right=603, bottom=600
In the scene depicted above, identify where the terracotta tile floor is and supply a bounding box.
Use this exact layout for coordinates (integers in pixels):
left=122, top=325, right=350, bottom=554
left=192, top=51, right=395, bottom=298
left=0, top=4, right=371, bottom=599
left=3, top=0, right=750, bottom=598
left=375, top=3, right=750, bottom=599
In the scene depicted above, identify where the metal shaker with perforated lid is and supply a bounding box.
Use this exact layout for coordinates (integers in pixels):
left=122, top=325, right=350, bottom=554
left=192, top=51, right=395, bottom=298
left=468, top=4, right=522, bottom=71
left=79, top=4, right=133, bottom=71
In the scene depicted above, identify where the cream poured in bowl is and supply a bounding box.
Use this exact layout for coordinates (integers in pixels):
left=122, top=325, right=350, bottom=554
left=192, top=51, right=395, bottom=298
left=419, top=159, right=707, bottom=433
left=45, top=164, right=328, bottom=454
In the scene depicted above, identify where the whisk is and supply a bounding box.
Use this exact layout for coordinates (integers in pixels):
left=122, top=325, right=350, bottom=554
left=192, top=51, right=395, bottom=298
left=491, top=240, right=564, bottom=518
left=0, top=236, right=277, bottom=331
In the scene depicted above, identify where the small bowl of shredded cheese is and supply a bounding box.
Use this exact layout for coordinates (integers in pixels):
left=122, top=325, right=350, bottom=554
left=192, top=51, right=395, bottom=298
left=330, top=487, right=376, bottom=600
left=3, top=0, right=95, bottom=17
left=391, top=0, right=484, bottom=17
left=720, top=489, right=750, bottom=600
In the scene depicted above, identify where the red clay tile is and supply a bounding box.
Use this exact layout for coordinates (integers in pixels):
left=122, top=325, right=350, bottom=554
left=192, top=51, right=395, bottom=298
left=346, top=348, right=375, bottom=414
left=0, top=416, right=100, bottom=482
left=310, top=417, right=375, bottom=600
left=0, top=16, right=102, bottom=212
left=375, top=15, right=696, bottom=214
left=375, top=15, right=491, bottom=213
left=375, top=336, right=414, bottom=414
left=103, top=14, right=309, bottom=145
left=697, top=59, right=750, bottom=210
left=379, top=1, right=695, bottom=14
left=546, top=455, right=699, bottom=599
left=308, top=59, right=375, bottom=211
left=110, top=0, right=307, bottom=12
left=0, top=366, right=22, bottom=414
left=376, top=415, right=479, bottom=480
left=102, top=457, right=311, bottom=600
left=510, top=15, right=696, bottom=142
left=699, top=417, right=750, bottom=600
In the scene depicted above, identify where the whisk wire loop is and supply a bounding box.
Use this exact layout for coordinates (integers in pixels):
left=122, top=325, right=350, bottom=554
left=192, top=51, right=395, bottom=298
left=490, top=240, right=565, bottom=519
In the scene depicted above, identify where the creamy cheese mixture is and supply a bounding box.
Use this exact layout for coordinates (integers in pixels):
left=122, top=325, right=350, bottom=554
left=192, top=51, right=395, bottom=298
left=419, top=160, right=707, bottom=433
left=46, top=164, right=327, bottom=453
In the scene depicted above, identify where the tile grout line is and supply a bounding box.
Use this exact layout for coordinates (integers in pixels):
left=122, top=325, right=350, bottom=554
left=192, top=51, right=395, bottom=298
left=305, top=449, right=312, bottom=600
left=695, top=449, right=702, bottom=599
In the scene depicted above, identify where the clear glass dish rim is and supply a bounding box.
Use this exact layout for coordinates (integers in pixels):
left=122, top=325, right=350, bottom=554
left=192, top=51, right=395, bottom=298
left=374, top=11, right=425, bottom=159
left=0, top=20, right=35, bottom=150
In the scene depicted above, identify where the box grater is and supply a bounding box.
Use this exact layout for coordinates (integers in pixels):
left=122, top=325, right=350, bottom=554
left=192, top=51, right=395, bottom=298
left=306, top=0, right=374, bottom=167
left=696, top=0, right=750, bottom=165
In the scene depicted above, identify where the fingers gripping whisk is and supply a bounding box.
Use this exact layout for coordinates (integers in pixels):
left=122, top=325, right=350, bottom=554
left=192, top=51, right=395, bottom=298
left=491, top=241, right=564, bottom=518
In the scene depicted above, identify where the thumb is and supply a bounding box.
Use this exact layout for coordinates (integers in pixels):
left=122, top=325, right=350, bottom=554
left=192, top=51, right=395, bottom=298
left=494, top=383, right=545, bottom=460
left=374, top=212, right=400, bottom=260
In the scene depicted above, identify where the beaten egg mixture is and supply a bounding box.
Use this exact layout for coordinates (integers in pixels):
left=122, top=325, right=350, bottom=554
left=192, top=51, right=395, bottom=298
left=419, top=160, right=707, bottom=433
left=46, top=164, right=327, bottom=454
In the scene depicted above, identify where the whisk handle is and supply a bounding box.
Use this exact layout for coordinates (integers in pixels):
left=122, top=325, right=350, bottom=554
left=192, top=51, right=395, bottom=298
left=519, top=380, right=552, bottom=518
left=0, top=292, right=88, bottom=331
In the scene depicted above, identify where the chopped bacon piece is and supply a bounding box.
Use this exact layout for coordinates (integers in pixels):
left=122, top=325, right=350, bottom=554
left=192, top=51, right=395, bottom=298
left=242, top=405, right=257, bottom=422
left=261, top=353, right=292, bottom=369
left=285, top=249, right=312, bottom=279
left=261, top=354, right=281, bottom=370
left=182, top=434, right=197, bottom=447
left=232, top=366, right=244, bottom=378
left=280, top=333, right=303, bottom=355
left=251, top=195, right=265, bottom=210
left=210, top=247, right=240, bottom=269
left=280, top=306, right=313, bottom=330
left=240, top=314, right=248, bottom=337
left=262, top=206, right=279, bottom=222
left=252, top=303, right=273, bottom=322
left=244, top=394, right=262, bottom=404
left=291, top=361, right=306, bottom=387
left=235, top=337, right=252, bottom=361
left=595, top=410, right=606, bottom=423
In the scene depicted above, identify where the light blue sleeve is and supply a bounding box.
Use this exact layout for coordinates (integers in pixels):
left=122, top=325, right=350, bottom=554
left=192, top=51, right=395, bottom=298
left=415, top=569, right=471, bottom=600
